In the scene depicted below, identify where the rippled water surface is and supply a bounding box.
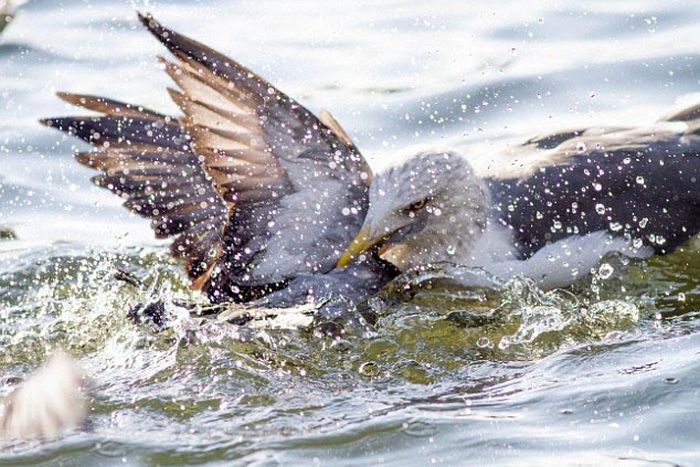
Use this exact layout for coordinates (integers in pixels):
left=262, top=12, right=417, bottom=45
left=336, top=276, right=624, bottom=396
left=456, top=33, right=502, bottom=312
left=2, top=0, right=700, bottom=464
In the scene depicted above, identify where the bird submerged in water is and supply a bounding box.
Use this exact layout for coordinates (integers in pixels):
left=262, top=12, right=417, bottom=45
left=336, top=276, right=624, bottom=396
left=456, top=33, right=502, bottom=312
left=43, top=13, right=700, bottom=316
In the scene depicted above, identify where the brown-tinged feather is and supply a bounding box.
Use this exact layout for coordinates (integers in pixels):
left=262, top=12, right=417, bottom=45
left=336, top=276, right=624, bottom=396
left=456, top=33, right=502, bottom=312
left=319, top=109, right=354, bottom=148
left=201, top=147, right=276, bottom=167
left=56, top=92, right=168, bottom=120
left=167, top=87, right=261, bottom=134
left=190, top=125, right=266, bottom=152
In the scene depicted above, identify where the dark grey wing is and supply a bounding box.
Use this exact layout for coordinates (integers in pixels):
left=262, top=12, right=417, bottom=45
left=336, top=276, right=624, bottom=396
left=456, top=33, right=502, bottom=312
left=42, top=93, right=230, bottom=290
left=45, top=14, right=372, bottom=303
left=137, top=14, right=372, bottom=301
left=487, top=109, right=700, bottom=257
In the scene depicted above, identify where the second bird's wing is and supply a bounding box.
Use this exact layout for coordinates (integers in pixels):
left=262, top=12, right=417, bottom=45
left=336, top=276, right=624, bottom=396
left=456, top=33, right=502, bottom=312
left=486, top=105, right=700, bottom=258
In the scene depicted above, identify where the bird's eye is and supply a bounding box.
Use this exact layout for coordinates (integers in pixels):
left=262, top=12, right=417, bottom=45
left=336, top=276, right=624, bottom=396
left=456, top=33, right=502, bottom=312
left=409, top=199, right=427, bottom=211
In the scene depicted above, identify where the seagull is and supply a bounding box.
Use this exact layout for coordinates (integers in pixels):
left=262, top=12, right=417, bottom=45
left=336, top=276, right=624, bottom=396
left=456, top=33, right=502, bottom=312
left=43, top=13, right=700, bottom=314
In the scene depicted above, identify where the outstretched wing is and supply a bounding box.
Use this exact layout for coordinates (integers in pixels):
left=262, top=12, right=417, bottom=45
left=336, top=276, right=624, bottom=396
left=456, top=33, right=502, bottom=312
left=43, top=13, right=372, bottom=302
left=42, top=93, right=230, bottom=290
left=487, top=106, right=700, bottom=257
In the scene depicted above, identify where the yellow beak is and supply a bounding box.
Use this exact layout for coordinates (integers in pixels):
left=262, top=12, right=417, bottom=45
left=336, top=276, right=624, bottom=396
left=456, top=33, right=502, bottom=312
left=337, top=226, right=381, bottom=268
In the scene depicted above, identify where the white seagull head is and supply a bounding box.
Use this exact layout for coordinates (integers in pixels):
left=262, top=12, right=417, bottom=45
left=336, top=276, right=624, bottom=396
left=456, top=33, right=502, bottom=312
left=338, top=151, right=489, bottom=271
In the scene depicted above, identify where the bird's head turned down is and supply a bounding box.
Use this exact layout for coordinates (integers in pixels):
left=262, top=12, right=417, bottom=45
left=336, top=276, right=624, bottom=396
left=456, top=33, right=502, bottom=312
left=337, top=151, right=488, bottom=271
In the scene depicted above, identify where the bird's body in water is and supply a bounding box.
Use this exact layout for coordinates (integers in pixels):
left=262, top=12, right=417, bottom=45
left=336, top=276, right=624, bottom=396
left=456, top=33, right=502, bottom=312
left=43, top=13, right=700, bottom=318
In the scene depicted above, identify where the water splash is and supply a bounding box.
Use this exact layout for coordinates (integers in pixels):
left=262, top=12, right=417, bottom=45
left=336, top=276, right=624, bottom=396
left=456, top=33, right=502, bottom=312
left=494, top=278, right=640, bottom=355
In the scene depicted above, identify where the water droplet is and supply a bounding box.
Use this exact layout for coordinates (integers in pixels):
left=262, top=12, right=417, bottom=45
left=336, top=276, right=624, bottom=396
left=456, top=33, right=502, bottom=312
left=609, top=222, right=622, bottom=232
left=636, top=175, right=645, bottom=185
left=576, top=142, right=587, bottom=153
left=359, top=361, right=379, bottom=376
left=595, top=203, right=606, bottom=214
left=664, top=377, right=679, bottom=385
left=476, top=337, right=491, bottom=348
left=598, top=263, right=614, bottom=279
left=593, top=182, right=603, bottom=192
left=678, top=292, right=686, bottom=302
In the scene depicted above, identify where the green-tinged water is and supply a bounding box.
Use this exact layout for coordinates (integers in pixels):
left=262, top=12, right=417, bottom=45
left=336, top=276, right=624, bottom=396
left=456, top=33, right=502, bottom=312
left=2, top=0, right=700, bottom=465
left=2, top=243, right=700, bottom=464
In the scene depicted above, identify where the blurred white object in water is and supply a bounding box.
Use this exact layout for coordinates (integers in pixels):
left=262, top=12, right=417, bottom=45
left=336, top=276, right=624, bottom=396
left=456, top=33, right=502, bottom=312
left=0, top=351, right=87, bottom=441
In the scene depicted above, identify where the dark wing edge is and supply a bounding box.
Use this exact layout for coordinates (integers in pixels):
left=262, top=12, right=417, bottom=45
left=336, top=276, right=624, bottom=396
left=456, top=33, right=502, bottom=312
left=41, top=93, right=229, bottom=291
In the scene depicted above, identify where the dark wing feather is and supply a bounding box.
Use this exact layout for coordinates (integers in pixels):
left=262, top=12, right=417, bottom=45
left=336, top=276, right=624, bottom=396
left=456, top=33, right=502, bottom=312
left=488, top=109, right=700, bottom=257
left=55, top=92, right=168, bottom=119
left=43, top=14, right=372, bottom=303
left=137, top=13, right=372, bottom=301
left=41, top=97, right=229, bottom=288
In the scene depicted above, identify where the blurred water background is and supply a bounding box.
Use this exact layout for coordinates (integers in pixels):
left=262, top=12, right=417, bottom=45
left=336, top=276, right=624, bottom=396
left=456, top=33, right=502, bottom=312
left=1, top=0, right=700, bottom=464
